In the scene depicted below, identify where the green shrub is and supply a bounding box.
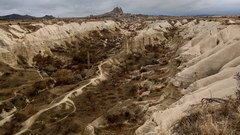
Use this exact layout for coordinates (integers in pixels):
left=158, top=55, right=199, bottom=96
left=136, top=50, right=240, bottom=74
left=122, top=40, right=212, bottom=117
left=72, top=48, right=88, bottom=63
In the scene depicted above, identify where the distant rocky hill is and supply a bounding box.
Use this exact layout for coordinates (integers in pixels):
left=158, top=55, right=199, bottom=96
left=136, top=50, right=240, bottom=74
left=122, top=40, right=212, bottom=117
left=0, top=14, right=55, bottom=20
left=90, top=7, right=168, bottom=18
left=42, top=15, right=55, bottom=19
left=0, top=14, right=35, bottom=20
left=103, top=7, right=124, bottom=16
left=92, top=7, right=127, bottom=18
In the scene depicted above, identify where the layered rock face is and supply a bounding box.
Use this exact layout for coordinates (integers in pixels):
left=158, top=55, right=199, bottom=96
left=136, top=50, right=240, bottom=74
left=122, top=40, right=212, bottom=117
left=123, top=20, right=174, bottom=53
left=136, top=20, right=240, bottom=135
left=0, top=20, right=119, bottom=66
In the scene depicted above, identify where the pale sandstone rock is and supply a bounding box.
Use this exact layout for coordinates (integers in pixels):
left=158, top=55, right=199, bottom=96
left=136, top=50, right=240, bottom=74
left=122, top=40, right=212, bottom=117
left=136, top=21, right=240, bottom=135
left=0, top=20, right=119, bottom=66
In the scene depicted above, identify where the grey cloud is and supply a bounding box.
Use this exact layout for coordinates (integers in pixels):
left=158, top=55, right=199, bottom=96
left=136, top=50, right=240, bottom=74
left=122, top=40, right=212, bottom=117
left=0, top=0, right=239, bottom=17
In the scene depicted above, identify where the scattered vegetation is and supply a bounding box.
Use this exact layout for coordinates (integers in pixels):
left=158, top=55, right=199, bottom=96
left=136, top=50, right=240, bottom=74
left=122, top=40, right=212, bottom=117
left=0, top=72, right=27, bottom=88
left=72, top=48, right=89, bottom=63
left=10, top=95, right=27, bottom=109
left=33, top=54, right=64, bottom=75
left=106, top=114, right=123, bottom=124
left=51, top=69, right=82, bottom=86
left=33, top=78, right=55, bottom=90
left=173, top=73, right=240, bottom=135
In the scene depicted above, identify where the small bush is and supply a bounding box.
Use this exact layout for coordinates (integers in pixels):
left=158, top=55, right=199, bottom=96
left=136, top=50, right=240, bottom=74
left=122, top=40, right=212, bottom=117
left=128, top=85, right=138, bottom=97
left=140, top=68, right=147, bottom=73
left=33, top=81, right=47, bottom=90
left=51, top=69, right=82, bottom=86
left=13, top=113, right=27, bottom=122
left=72, top=48, right=88, bottom=63
left=106, top=114, right=121, bottom=123
left=173, top=73, right=240, bottom=135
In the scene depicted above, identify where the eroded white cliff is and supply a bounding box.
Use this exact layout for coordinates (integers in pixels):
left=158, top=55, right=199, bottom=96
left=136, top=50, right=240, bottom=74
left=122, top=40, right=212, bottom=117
left=136, top=20, right=240, bottom=135
left=0, top=21, right=119, bottom=66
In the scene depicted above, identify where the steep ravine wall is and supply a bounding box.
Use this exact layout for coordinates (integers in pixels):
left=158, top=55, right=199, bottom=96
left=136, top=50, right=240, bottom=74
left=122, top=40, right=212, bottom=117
left=123, top=20, right=175, bottom=53
left=136, top=20, right=240, bottom=135
left=0, top=21, right=119, bottom=67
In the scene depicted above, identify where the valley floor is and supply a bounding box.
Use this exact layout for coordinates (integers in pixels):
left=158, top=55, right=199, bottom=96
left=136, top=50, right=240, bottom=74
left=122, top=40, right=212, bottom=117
left=0, top=17, right=239, bottom=135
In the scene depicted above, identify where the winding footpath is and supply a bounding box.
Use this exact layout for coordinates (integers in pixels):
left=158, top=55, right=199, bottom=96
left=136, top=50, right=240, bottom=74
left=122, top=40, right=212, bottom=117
left=15, top=60, right=110, bottom=135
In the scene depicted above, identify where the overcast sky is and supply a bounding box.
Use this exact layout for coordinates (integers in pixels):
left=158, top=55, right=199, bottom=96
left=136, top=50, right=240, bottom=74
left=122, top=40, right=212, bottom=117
left=0, top=0, right=240, bottom=17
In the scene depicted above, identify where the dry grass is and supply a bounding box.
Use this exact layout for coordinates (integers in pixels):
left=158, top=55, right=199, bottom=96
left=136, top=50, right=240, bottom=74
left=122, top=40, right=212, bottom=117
left=173, top=98, right=240, bottom=135
left=173, top=74, right=240, bottom=135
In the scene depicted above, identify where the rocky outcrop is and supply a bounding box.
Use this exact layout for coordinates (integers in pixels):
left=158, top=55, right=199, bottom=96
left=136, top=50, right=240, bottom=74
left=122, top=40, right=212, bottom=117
left=110, top=7, right=124, bottom=15
left=136, top=20, right=240, bottom=135
left=94, top=7, right=124, bottom=18
left=0, top=20, right=120, bottom=66
left=123, top=20, right=176, bottom=53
